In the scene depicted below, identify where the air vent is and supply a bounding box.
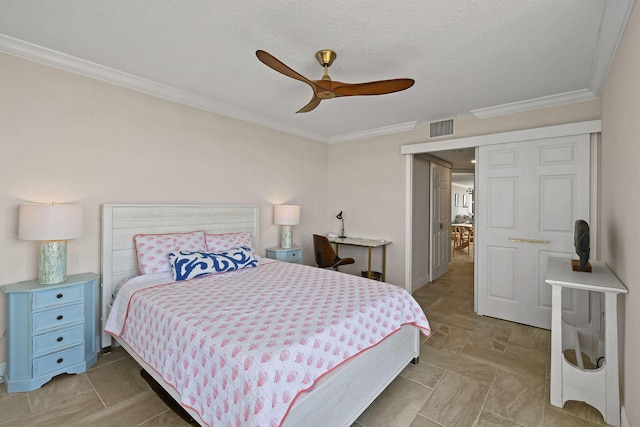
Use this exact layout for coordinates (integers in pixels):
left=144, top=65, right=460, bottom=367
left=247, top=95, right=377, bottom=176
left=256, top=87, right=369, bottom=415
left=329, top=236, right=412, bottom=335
left=429, top=118, right=454, bottom=138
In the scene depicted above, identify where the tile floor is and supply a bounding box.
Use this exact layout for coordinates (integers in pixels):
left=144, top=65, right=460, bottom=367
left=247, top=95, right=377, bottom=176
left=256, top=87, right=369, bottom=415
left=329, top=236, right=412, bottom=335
left=0, top=247, right=610, bottom=426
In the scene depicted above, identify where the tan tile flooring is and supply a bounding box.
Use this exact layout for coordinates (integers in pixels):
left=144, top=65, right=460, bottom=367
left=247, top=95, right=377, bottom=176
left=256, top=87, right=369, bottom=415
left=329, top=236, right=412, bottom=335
left=0, top=247, right=610, bottom=426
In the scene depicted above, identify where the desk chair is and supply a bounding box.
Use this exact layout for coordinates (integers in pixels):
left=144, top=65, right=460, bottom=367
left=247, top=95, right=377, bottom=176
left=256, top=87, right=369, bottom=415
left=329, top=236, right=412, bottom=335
left=313, top=234, right=355, bottom=270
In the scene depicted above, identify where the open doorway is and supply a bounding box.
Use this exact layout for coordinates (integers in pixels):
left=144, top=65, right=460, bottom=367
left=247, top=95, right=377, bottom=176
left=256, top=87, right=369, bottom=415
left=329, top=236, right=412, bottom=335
left=434, top=151, right=475, bottom=282
left=409, top=148, right=475, bottom=294
left=404, top=121, right=598, bottom=328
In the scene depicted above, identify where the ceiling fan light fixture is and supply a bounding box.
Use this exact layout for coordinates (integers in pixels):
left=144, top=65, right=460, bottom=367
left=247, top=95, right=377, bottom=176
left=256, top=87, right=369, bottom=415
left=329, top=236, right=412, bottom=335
left=315, top=50, right=337, bottom=67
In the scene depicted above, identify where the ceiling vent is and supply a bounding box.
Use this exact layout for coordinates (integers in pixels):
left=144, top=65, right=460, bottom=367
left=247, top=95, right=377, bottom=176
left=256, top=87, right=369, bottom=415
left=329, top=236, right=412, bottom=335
left=429, top=118, right=454, bottom=138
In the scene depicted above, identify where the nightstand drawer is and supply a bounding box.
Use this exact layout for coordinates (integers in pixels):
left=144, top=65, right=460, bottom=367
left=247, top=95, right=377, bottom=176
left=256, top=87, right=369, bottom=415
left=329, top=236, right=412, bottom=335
left=284, top=249, right=301, bottom=263
left=266, top=247, right=302, bottom=264
left=33, top=284, right=83, bottom=310
left=33, top=345, right=84, bottom=376
left=33, top=303, right=84, bottom=333
left=33, top=324, right=84, bottom=357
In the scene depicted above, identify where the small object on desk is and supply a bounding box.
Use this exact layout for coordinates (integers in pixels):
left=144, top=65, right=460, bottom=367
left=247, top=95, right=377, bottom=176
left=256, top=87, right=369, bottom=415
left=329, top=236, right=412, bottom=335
left=265, top=246, right=301, bottom=264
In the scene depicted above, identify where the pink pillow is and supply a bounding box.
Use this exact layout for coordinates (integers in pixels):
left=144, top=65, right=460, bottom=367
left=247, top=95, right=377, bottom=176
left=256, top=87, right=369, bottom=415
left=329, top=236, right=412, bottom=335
left=206, top=232, right=255, bottom=253
left=134, top=231, right=206, bottom=274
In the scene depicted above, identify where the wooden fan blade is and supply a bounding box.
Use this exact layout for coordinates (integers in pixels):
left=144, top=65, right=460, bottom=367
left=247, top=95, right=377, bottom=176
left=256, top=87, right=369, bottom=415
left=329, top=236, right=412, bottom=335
left=332, top=78, right=415, bottom=96
left=256, top=50, right=317, bottom=91
left=296, top=96, right=321, bottom=113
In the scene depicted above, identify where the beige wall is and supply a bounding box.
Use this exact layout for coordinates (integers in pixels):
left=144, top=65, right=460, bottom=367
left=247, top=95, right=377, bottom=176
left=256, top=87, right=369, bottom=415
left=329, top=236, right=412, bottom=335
left=600, top=3, right=640, bottom=425
left=0, top=53, right=328, bottom=364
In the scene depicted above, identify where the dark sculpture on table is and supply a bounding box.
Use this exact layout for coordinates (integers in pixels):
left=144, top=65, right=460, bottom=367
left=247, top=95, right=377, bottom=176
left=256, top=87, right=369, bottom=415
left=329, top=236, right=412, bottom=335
left=573, top=219, right=591, bottom=272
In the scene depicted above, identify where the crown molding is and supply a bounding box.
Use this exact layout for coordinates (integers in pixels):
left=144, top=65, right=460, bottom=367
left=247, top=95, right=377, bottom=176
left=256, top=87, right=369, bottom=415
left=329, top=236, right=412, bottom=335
left=470, top=0, right=635, bottom=119
left=0, top=34, right=418, bottom=144
left=589, top=0, right=637, bottom=96
left=0, top=34, right=332, bottom=143
left=328, top=121, right=417, bottom=144
left=470, top=89, right=597, bottom=119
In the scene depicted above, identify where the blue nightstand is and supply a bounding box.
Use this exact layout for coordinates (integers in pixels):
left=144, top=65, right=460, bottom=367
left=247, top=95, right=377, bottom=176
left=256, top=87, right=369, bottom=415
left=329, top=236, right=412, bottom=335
left=2, top=273, right=99, bottom=392
left=266, top=246, right=302, bottom=264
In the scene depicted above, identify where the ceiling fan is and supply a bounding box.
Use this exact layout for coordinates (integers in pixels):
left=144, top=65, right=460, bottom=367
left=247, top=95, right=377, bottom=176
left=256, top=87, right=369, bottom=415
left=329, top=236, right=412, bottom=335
left=256, top=49, right=415, bottom=113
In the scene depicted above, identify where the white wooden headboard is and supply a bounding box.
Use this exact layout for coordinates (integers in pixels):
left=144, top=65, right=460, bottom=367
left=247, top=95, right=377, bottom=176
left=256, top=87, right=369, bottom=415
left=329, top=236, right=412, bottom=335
left=100, top=204, right=260, bottom=350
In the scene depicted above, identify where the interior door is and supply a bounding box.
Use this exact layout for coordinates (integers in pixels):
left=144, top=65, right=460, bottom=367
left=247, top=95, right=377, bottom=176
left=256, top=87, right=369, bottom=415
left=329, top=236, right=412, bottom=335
left=476, top=134, right=590, bottom=329
left=430, top=163, right=451, bottom=281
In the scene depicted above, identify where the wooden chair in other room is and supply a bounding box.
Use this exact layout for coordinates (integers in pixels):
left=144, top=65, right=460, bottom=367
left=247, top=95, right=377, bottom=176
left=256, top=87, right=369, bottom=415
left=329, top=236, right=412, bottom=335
left=313, top=234, right=355, bottom=270
left=451, top=225, right=462, bottom=251
left=464, top=227, right=474, bottom=254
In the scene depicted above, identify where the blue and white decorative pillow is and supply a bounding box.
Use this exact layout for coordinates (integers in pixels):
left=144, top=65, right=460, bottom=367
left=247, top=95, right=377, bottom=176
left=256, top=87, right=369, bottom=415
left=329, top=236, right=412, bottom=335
left=168, top=246, right=259, bottom=281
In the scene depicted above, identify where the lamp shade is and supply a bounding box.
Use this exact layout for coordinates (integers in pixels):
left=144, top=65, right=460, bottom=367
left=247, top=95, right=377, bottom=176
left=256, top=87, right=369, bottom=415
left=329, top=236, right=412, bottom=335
left=19, top=203, right=83, bottom=241
left=274, top=205, right=300, bottom=226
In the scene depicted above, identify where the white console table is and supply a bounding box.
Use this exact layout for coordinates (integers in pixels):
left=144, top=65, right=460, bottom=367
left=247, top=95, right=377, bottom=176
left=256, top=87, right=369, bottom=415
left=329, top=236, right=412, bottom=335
left=545, top=257, right=628, bottom=426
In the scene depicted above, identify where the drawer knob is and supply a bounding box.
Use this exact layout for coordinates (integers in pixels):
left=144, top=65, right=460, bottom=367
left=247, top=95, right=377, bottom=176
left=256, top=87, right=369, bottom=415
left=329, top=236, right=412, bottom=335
left=57, top=336, right=63, bottom=342
left=57, top=358, right=64, bottom=364
left=56, top=293, right=63, bottom=299
left=56, top=315, right=63, bottom=320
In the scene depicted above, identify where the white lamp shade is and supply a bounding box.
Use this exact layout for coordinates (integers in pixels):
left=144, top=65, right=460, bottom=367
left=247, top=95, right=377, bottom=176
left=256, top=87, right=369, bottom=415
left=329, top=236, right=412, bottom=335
left=274, top=205, right=300, bottom=225
left=19, top=203, right=83, bottom=241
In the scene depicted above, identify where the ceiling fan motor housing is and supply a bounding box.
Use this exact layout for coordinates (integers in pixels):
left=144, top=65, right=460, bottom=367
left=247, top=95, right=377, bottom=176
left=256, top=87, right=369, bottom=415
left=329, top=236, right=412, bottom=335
left=315, top=50, right=337, bottom=67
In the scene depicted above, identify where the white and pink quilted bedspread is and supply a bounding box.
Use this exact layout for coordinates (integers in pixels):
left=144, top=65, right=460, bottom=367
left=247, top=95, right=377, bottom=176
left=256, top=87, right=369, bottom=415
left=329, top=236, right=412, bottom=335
left=106, top=260, right=430, bottom=427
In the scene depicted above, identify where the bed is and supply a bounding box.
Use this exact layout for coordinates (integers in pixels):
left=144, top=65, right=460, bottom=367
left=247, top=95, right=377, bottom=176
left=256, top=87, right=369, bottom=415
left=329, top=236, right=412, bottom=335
left=101, top=204, right=430, bottom=426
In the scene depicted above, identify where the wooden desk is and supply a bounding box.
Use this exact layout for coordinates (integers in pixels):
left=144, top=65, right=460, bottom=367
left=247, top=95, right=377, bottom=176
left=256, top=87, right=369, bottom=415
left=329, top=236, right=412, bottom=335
left=327, top=236, right=391, bottom=281
left=545, top=257, right=628, bottom=426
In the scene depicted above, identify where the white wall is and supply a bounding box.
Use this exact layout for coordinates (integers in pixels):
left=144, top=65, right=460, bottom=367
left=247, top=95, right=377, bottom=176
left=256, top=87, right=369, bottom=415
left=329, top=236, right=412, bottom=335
left=600, top=3, right=640, bottom=425
left=0, top=53, right=328, bottom=365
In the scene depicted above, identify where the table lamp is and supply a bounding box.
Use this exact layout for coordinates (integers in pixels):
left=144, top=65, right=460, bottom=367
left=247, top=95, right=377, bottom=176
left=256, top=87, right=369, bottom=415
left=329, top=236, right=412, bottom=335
left=274, top=205, right=300, bottom=249
left=19, top=203, right=83, bottom=284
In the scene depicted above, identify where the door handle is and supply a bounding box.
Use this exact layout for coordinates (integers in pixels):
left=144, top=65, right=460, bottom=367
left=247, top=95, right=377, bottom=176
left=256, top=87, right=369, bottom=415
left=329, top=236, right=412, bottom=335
left=509, top=238, right=550, bottom=244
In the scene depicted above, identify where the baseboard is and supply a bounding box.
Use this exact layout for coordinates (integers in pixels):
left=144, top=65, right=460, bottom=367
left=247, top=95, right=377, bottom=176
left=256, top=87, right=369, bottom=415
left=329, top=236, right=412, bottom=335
left=621, top=405, right=630, bottom=427
left=0, top=362, right=5, bottom=383
left=412, top=273, right=430, bottom=292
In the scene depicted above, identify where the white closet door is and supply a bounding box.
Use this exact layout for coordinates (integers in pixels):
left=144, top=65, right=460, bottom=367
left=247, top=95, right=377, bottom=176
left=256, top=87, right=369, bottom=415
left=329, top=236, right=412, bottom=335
left=476, top=134, right=590, bottom=329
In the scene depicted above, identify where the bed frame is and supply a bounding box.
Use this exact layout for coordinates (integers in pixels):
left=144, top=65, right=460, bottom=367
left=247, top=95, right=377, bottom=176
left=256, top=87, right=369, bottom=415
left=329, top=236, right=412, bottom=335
left=100, top=204, right=421, bottom=426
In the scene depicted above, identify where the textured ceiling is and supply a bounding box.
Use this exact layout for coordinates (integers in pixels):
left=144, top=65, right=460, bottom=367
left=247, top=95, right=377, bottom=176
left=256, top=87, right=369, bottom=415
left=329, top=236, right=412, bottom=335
left=0, top=1, right=634, bottom=143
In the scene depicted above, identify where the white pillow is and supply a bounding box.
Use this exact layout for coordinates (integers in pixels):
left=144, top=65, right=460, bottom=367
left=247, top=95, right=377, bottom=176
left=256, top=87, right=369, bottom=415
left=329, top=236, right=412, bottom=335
left=134, top=231, right=207, bottom=274
left=206, top=231, right=257, bottom=255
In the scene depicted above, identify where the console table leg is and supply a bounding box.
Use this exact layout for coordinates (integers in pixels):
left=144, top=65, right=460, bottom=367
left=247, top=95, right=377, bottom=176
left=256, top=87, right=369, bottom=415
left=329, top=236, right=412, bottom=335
left=550, top=284, right=563, bottom=407
left=604, top=292, right=621, bottom=427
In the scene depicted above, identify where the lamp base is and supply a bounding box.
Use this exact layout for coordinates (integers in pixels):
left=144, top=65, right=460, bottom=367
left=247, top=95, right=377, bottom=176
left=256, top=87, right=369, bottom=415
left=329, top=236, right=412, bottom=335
left=39, top=240, right=67, bottom=285
left=281, top=225, right=294, bottom=249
